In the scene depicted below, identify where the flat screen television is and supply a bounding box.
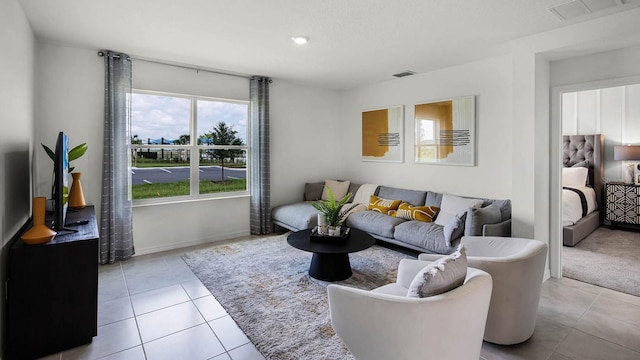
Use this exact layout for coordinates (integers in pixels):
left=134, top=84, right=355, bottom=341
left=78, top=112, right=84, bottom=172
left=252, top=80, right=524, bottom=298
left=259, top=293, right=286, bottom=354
left=52, top=131, right=69, bottom=231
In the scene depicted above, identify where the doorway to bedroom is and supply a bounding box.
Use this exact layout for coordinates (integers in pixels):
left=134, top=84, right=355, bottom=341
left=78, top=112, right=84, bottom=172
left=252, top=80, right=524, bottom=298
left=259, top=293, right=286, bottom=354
left=557, top=81, right=640, bottom=297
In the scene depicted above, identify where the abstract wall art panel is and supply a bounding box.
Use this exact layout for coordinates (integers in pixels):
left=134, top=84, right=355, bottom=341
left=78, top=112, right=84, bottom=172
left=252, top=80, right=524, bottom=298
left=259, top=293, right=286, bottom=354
left=362, top=105, right=404, bottom=163
left=414, top=96, right=475, bottom=166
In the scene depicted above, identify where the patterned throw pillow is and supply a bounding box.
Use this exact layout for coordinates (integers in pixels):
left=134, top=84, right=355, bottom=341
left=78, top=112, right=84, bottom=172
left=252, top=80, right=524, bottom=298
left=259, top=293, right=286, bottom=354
left=394, top=202, right=439, bottom=222
left=368, top=195, right=401, bottom=214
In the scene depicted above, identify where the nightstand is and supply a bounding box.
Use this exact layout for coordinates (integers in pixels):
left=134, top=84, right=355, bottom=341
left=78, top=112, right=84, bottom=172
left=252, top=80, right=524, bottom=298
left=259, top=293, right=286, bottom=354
left=605, top=182, right=640, bottom=227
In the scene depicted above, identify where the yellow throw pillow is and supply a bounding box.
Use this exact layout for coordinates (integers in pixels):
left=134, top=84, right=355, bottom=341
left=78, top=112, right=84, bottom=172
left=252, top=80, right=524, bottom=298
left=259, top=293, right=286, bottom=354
left=395, top=202, right=439, bottom=222
left=368, top=195, right=402, bottom=214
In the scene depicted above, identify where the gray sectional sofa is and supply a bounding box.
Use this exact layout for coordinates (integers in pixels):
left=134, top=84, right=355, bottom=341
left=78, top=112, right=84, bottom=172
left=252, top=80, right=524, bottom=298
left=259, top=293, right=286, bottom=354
left=271, top=182, right=511, bottom=254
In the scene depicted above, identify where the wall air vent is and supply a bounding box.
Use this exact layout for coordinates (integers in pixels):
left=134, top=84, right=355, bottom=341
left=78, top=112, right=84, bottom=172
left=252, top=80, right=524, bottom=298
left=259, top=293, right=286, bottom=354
left=392, top=71, right=416, bottom=78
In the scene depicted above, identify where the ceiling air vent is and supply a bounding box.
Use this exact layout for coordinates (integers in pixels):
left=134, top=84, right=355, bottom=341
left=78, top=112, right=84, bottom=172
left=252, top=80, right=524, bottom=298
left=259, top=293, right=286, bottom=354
left=548, top=0, right=625, bottom=21
left=393, top=71, right=416, bottom=78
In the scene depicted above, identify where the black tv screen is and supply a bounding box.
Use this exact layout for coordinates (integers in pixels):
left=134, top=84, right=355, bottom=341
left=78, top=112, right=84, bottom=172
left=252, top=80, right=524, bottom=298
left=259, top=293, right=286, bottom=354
left=52, top=131, right=69, bottom=231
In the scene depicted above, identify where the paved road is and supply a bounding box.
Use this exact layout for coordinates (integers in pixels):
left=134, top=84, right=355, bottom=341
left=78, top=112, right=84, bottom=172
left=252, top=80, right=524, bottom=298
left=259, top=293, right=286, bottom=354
left=131, top=166, right=246, bottom=185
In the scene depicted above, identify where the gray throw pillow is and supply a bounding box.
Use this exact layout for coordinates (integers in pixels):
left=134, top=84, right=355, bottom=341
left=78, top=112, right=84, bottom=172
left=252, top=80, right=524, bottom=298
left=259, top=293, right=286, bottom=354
left=407, top=245, right=467, bottom=298
left=304, top=182, right=324, bottom=201
left=443, top=211, right=467, bottom=247
left=465, top=204, right=502, bottom=236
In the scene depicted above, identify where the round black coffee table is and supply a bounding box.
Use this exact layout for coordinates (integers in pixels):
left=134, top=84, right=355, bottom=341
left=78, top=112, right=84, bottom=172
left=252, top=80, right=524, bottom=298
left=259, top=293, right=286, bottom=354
left=287, top=228, right=376, bottom=281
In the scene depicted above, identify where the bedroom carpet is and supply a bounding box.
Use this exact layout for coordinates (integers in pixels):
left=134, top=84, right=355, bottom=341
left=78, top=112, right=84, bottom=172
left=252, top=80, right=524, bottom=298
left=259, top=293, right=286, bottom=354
left=562, top=226, right=640, bottom=297
left=181, top=233, right=413, bottom=360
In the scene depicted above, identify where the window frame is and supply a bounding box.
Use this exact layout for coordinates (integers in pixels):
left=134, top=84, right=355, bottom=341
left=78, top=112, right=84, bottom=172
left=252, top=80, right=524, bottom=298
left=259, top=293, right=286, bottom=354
left=131, top=89, right=250, bottom=206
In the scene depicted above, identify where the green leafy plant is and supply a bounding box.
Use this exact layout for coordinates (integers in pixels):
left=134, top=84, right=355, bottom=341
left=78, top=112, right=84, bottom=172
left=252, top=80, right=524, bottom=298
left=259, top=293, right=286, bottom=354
left=311, top=186, right=358, bottom=227
left=42, top=142, right=88, bottom=199
left=42, top=142, right=88, bottom=173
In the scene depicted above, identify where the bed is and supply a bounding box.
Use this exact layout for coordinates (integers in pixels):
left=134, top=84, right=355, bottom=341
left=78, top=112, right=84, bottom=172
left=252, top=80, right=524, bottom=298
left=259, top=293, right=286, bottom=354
left=562, top=134, right=604, bottom=246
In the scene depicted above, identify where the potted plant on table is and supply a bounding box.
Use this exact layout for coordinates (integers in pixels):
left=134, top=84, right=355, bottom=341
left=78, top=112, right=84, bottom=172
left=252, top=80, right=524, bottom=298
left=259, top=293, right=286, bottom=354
left=311, top=186, right=358, bottom=236
left=42, top=141, right=88, bottom=208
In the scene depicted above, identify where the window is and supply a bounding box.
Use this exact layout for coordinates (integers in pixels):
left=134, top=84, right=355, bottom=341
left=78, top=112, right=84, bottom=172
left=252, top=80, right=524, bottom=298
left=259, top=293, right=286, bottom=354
left=415, top=119, right=439, bottom=161
left=131, top=90, right=248, bottom=201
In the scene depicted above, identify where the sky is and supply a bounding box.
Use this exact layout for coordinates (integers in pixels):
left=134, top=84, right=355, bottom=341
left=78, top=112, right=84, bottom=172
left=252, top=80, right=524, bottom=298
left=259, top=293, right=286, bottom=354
left=131, top=93, right=248, bottom=144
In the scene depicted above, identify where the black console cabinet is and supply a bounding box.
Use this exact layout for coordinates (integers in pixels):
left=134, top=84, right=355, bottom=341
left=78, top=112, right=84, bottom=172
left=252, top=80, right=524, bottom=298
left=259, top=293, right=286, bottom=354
left=7, top=206, right=99, bottom=359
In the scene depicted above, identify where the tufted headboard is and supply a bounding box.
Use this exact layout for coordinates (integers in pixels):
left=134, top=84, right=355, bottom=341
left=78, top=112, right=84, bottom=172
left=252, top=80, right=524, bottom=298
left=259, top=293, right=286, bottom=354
left=563, top=134, right=604, bottom=219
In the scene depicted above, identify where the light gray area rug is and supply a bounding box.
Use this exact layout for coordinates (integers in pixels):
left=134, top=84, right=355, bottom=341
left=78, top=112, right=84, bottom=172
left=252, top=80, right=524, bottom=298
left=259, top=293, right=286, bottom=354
left=562, top=226, right=640, bottom=297
left=182, top=234, right=413, bottom=360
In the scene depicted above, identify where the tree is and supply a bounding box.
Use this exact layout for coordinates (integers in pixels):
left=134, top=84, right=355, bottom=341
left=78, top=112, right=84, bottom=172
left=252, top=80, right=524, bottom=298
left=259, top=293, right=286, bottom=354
left=172, top=134, right=190, bottom=163
left=203, top=122, right=244, bottom=182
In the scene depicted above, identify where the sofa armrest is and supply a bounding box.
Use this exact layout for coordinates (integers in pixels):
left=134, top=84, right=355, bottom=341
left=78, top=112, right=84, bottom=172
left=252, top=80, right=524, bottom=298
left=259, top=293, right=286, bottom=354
left=482, top=219, right=511, bottom=237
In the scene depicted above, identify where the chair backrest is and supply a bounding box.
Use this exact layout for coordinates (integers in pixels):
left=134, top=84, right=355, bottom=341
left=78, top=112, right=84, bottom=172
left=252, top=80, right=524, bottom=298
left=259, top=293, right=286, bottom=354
left=460, top=236, right=548, bottom=345
left=329, top=268, right=492, bottom=360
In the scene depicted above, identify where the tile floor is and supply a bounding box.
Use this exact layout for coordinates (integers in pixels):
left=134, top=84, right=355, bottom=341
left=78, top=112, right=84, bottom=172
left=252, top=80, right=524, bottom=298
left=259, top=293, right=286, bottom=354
left=41, top=238, right=640, bottom=360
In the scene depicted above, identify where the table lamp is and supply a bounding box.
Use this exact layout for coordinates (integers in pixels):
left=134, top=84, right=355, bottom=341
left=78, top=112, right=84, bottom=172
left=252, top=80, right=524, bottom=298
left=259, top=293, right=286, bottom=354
left=613, top=145, right=640, bottom=184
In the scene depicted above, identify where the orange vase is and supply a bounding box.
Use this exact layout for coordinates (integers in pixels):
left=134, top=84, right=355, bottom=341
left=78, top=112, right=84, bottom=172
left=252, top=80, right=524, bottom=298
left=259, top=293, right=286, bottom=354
left=69, top=172, right=86, bottom=209
left=21, top=197, right=56, bottom=245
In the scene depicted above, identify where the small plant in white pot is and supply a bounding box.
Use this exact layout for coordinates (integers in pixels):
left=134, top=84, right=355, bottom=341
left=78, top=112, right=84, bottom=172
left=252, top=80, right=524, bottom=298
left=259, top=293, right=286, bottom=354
left=311, top=187, right=357, bottom=236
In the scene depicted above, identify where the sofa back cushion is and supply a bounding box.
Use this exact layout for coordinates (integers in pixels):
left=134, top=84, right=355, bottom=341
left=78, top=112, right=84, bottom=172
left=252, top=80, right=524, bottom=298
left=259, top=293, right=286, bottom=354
left=304, top=182, right=325, bottom=201
left=434, top=194, right=483, bottom=226
left=376, top=186, right=427, bottom=206
left=465, top=204, right=503, bottom=236
left=427, top=191, right=511, bottom=222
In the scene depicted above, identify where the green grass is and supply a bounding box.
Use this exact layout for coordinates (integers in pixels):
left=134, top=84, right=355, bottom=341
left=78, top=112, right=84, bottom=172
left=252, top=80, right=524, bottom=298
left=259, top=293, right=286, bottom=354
left=132, top=179, right=246, bottom=199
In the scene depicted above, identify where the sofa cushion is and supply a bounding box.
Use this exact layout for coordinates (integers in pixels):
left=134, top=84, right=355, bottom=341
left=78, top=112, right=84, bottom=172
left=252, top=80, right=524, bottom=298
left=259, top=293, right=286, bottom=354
left=393, top=203, right=439, bottom=222
left=444, top=211, right=467, bottom=246
left=434, top=194, right=483, bottom=226
left=465, top=204, right=502, bottom=236
left=346, top=211, right=406, bottom=239
left=425, top=191, right=443, bottom=207
left=483, top=199, right=512, bottom=221
left=321, top=180, right=350, bottom=200
left=393, top=221, right=458, bottom=255
left=368, top=195, right=402, bottom=214
left=304, top=182, right=324, bottom=201
left=407, top=245, right=467, bottom=297
left=376, top=186, right=427, bottom=206
left=271, top=202, right=318, bottom=230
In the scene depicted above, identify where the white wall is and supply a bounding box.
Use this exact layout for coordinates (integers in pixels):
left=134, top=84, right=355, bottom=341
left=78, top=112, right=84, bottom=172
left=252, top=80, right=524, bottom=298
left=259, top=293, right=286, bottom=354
left=270, top=81, right=342, bottom=207
left=562, top=84, right=640, bottom=183
left=338, top=55, right=513, bottom=200
left=0, top=0, right=36, bottom=355
left=34, top=43, right=103, bottom=207
left=551, top=45, right=640, bottom=88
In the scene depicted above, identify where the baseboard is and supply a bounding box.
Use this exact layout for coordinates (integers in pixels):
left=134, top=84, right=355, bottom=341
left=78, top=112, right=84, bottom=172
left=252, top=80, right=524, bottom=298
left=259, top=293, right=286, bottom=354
left=544, top=267, right=552, bottom=281
left=134, top=230, right=251, bottom=256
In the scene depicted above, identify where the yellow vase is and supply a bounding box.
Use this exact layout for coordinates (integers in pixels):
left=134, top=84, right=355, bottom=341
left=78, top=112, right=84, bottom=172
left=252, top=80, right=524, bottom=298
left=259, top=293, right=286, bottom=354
left=21, top=197, right=56, bottom=245
left=69, top=172, right=86, bottom=209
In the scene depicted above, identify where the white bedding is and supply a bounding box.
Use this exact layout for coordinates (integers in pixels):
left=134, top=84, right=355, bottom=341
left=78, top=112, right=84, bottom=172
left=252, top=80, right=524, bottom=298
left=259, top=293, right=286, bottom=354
left=563, top=186, right=597, bottom=226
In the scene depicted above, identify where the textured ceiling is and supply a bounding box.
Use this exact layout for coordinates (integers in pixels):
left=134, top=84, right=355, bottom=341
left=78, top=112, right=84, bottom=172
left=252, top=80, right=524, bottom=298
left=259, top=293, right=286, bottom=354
left=18, top=0, right=640, bottom=90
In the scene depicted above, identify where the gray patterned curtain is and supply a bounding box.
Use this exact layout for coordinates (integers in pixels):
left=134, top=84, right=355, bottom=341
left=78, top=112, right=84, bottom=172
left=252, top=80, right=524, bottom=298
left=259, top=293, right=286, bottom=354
left=250, top=76, right=272, bottom=234
left=100, top=50, right=134, bottom=264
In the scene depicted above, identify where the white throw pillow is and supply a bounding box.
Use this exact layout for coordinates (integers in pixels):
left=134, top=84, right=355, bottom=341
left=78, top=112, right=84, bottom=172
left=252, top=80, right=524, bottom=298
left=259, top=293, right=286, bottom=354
left=562, top=167, right=588, bottom=187
left=407, top=245, right=467, bottom=298
left=321, top=180, right=351, bottom=201
left=434, top=194, right=483, bottom=226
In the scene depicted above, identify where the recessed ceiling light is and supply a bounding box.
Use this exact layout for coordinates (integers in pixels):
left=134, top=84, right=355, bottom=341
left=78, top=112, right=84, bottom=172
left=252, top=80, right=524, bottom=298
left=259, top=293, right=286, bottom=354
left=292, top=36, right=309, bottom=45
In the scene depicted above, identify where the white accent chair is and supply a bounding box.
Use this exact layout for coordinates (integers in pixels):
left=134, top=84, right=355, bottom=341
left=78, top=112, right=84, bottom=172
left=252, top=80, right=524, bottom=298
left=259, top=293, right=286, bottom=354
left=419, top=236, right=548, bottom=345
left=327, top=259, right=492, bottom=360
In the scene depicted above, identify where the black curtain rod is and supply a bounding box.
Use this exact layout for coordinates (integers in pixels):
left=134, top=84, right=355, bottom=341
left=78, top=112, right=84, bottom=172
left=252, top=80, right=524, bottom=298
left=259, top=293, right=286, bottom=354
left=97, top=51, right=253, bottom=80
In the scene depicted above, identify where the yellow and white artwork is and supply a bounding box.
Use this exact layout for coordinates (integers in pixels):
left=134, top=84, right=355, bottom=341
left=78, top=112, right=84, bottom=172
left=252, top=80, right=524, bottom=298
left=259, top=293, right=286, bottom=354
left=362, top=105, right=404, bottom=162
left=414, top=96, right=475, bottom=166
